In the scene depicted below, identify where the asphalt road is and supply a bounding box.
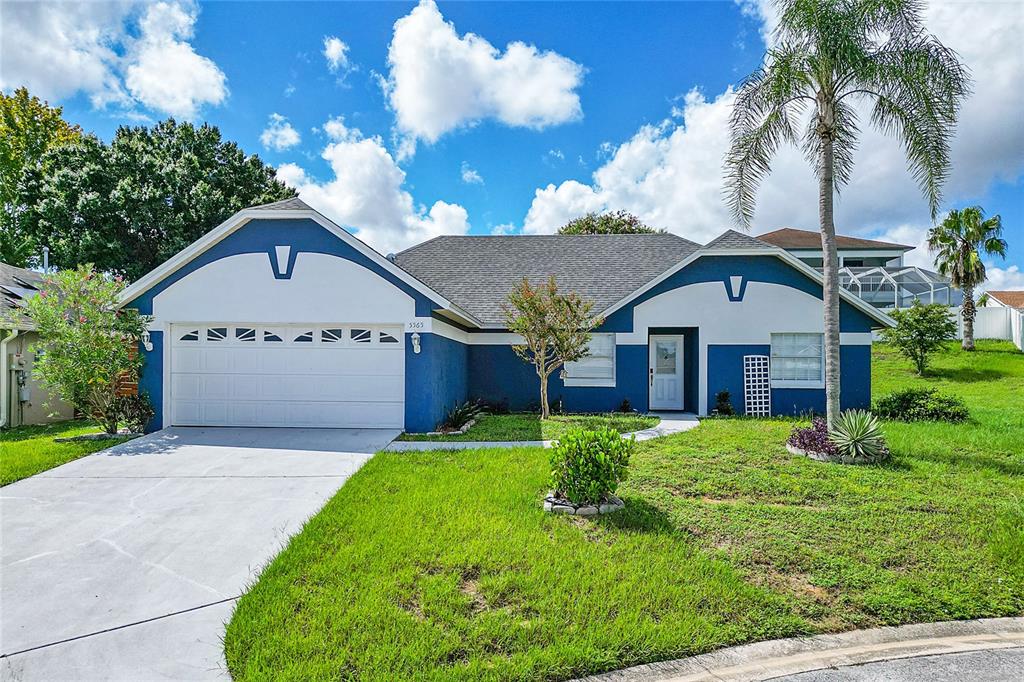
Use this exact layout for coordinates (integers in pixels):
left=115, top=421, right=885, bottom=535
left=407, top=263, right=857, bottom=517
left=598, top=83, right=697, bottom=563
left=772, top=647, right=1024, bottom=681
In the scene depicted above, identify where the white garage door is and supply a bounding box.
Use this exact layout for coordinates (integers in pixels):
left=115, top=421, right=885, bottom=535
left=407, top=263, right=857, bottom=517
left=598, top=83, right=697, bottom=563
left=169, top=324, right=404, bottom=428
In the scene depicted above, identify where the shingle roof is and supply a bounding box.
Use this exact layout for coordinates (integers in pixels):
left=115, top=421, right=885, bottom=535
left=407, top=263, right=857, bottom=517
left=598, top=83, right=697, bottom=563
left=248, top=196, right=312, bottom=211
left=1, top=262, right=45, bottom=330
left=704, top=229, right=776, bottom=250
left=987, top=290, right=1024, bottom=309
left=395, top=234, right=701, bottom=325
left=757, top=227, right=913, bottom=251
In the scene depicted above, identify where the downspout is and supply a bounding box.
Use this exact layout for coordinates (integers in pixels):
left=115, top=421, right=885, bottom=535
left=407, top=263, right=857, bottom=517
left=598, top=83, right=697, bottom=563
left=0, top=328, right=19, bottom=429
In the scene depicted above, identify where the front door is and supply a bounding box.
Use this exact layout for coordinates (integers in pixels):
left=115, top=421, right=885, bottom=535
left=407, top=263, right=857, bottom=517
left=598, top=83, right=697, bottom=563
left=649, top=335, right=685, bottom=410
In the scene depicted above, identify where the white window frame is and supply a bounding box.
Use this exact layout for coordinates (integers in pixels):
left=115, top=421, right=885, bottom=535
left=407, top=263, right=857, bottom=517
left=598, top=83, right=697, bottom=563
left=564, top=333, right=616, bottom=387
left=770, top=332, right=825, bottom=388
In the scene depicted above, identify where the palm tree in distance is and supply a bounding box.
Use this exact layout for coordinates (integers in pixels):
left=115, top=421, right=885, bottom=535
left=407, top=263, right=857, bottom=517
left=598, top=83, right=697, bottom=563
left=724, top=0, right=969, bottom=428
left=928, top=207, right=1007, bottom=351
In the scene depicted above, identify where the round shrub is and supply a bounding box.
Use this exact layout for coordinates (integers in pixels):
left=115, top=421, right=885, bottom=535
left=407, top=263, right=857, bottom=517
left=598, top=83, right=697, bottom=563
left=549, top=427, right=634, bottom=505
left=787, top=417, right=837, bottom=456
left=873, top=387, right=968, bottom=423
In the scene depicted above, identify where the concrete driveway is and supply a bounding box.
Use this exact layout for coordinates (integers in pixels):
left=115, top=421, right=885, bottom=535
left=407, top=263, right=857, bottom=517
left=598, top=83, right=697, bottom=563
left=0, top=426, right=398, bottom=681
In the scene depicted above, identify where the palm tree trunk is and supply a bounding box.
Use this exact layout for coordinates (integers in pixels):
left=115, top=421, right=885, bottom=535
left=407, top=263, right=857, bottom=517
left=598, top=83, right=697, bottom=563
left=962, top=282, right=975, bottom=351
left=818, top=134, right=842, bottom=429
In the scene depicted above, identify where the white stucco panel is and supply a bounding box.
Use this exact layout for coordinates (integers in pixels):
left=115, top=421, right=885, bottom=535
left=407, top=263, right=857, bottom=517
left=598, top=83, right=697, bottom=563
left=620, top=280, right=826, bottom=345
left=152, top=252, right=415, bottom=325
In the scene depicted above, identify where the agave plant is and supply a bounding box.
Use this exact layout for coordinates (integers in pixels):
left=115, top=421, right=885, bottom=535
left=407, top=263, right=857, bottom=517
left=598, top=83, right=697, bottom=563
left=829, top=410, right=888, bottom=462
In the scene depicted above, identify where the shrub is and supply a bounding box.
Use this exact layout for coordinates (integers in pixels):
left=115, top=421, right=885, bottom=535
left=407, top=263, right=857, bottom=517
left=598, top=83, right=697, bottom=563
left=830, top=410, right=889, bottom=462
left=787, top=417, right=837, bottom=456
left=714, top=390, right=735, bottom=416
left=114, top=393, right=156, bottom=433
left=617, top=398, right=632, bottom=413
left=550, top=427, right=634, bottom=505
left=873, top=387, right=969, bottom=423
left=440, top=400, right=483, bottom=431
left=881, top=301, right=958, bottom=374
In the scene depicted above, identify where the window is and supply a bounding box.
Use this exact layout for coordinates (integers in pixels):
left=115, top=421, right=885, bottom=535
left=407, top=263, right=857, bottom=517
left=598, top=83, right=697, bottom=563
left=263, top=330, right=283, bottom=342
left=235, top=327, right=256, bottom=342
left=321, top=328, right=344, bottom=343
left=563, top=333, right=615, bottom=386
left=293, top=330, right=314, bottom=343
left=178, top=329, right=199, bottom=342
left=206, top=327, right=227, bottom=342
left=350, top=328, right=372, bottom=344
left=379, top=330, right=399, bottom=344
left=770, top=333, right=824, bottom=386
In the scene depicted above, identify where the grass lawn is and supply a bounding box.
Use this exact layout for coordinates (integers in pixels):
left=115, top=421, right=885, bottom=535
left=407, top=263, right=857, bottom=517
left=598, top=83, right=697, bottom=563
left=0, top=419, right=116, bottom=486
left=397, top=412, right=660, bottom=441
left=225, top=341, right=1024, bottom=681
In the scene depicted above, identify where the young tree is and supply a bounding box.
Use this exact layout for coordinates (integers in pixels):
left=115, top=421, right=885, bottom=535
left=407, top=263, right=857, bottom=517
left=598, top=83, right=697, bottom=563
left=558, top=210, right=659, bottom=235
left=724, top=0, right=969, bottom=428
left=19, top=118, right=295, bottom=280
left=927, top=207, right=1007, bottom=351
left=0, top=87, right=82, bottom=265
left=15, top=265, right=151, bottom=434
left=881, top=301, right=958, bottom=375
left=504, top=277, right=603, bottom=419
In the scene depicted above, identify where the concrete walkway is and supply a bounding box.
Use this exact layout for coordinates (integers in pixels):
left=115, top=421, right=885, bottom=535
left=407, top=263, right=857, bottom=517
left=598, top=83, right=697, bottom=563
left=384, top=412, right=700, bottom=451
left=0, top=426, right=398, bottom=681
left=572, top=617, right=1024, bottom=682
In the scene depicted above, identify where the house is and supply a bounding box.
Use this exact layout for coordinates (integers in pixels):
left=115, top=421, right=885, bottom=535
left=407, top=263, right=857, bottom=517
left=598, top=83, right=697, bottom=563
left=1, top=262, right=76, bottom=428
left=119, top=198, right=893, bottom=433
left=758, top=227, right=961, bottom=309
left=984, top=291, right=1024, bottom=310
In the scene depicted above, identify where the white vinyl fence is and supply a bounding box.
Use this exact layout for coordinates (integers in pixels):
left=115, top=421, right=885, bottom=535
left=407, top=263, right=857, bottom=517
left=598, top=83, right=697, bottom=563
left=949, top=305, right=1023, bottom=351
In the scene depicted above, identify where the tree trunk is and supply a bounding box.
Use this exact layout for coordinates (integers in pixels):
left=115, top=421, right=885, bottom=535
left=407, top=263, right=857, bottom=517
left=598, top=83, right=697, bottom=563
left=818, top=133, right=842, bottom=429
left=961, top=283, right=975, bottom=351
left=539, top=372, right=550, bottom=419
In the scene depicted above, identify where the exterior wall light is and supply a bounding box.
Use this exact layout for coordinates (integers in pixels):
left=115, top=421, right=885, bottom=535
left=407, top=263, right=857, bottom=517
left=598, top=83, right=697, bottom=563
left=411, top=332, right=421, bottom=354
left=141, top=330, right=153, bottom=352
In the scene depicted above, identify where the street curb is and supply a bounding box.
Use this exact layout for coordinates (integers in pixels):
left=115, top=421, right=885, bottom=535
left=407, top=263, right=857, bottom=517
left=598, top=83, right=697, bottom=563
left=570, top=617, right=1024, bottom=682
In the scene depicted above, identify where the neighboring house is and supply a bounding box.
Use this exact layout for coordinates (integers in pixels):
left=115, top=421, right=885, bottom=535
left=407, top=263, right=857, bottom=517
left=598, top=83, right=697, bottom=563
left=1, top=262, right=75, bottom=428
left=119, top=198, right=893, bottom=433
left=984, top=290, right=1024, bottom=310
left=758, top=227, right=961, bottom=309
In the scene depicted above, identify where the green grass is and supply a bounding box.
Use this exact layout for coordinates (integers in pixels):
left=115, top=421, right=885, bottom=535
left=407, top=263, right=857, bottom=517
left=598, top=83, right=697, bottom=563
left=225, top=342, right=1024, bottom=681
left=397, top=412, right=660, bottom=442
left=0, top=419, right=116, bottom=486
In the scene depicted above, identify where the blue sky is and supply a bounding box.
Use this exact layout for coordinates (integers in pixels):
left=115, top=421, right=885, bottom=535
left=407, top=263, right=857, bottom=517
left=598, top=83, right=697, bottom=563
left=3, top=1, right=1022, bottom=288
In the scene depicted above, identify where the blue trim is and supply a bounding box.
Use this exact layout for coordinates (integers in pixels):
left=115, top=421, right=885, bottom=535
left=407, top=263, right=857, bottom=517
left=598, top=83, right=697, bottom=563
left=124, top=218, right=445, bottom=318
left=600, top=255, right=878, bottom=334
left=725, top=276, right=747, bottom=301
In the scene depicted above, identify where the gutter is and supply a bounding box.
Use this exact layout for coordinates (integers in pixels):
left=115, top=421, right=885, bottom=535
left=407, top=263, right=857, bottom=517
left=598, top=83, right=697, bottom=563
left=0, top=328, right=19, bottom=429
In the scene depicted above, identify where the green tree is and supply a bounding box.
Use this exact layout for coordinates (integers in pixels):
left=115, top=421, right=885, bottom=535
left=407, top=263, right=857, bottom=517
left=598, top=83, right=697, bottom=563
left=927, top=206, right=1007, bottom=351
left=558, top=210, right=659, bottom=235
left=504, top=277, right=603, bottom=419
left=14, top=265, right=151, bottom=434
left=881, top=301, right=958, bottom=375
left=20, top=119, right=295, bottom=280
left=0, top=87, right=82, bottom=265
left=724, top=0, right=969, bottom=428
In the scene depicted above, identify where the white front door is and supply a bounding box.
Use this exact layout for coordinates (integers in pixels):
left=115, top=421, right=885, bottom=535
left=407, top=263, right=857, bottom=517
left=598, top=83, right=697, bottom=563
left=168, top=324, right=405, bottom=428
left=649, top=335, right=684, bottom=410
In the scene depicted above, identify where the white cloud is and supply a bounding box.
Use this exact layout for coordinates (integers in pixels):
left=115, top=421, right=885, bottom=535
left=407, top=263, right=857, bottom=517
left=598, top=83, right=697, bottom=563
left=982, top=265, right=1024, bottom=292
left=259, top=113, right=301, bottom=151
left=460, top=162, right=484, bottom=185
left=276, top=117, right=469, bottom=254
left=545, top=148, right=565, bottom=164
left=0, top=0, right=226, bottom=119
left=491, top=223, right=517, bottom=235
left=383, top=0, right=583, bottom=155
left=323, top=36, right=352, bottom=76
left=524, top=2, right=1024, bottom=250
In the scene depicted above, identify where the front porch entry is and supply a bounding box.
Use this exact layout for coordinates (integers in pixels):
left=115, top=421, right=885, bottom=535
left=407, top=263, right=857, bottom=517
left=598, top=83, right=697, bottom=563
left=649, top=334, right=685, bottom=410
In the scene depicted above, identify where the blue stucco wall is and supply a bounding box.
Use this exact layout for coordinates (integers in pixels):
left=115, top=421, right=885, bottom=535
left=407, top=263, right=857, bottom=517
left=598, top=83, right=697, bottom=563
left=706, top=343, right=872, bottom=416
left=468, top=344, right=651, bottom=414
left=139, top=331, right=164, bottom=431
left=405, top=332, right=468, bottom=432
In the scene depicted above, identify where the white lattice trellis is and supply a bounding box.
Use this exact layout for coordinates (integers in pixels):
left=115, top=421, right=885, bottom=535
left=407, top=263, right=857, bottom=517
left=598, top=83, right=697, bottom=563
left=743, top=355, right=772, bottom=417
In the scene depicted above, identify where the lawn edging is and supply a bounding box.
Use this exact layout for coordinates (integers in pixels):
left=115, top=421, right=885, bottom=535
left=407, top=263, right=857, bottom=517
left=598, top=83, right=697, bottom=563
left=570, top=617, right=1024, bottom=682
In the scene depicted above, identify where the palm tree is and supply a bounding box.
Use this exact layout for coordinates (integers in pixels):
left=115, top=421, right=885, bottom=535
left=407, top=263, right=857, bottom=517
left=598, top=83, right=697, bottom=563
left=928, top=207, right=1007, bottom=351
left=724, top=0, right=969, bottom=428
